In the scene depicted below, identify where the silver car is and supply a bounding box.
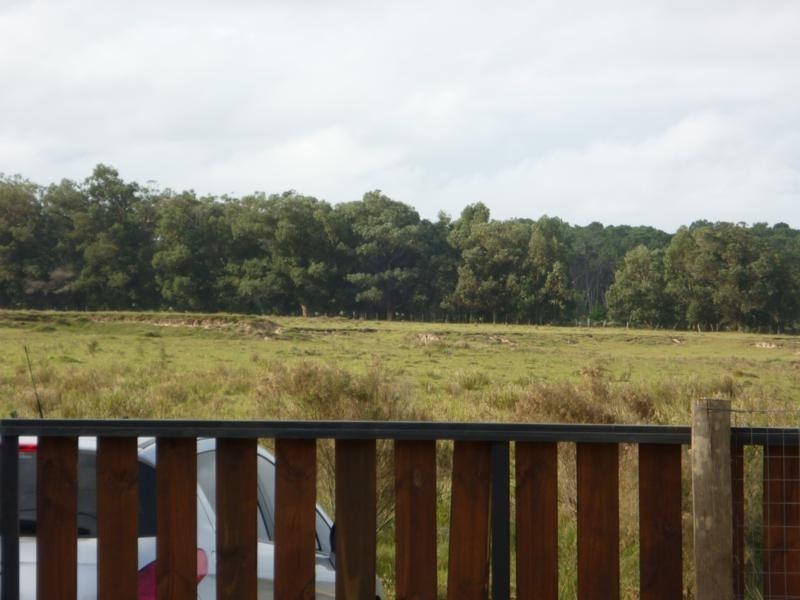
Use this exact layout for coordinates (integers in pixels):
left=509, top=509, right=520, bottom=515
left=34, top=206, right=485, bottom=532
left=2, top=437, right=383, bottom=599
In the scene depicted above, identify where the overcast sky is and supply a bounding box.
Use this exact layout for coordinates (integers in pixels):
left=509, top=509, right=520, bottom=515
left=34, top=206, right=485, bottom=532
left=1, top=0, right=798, bottom=231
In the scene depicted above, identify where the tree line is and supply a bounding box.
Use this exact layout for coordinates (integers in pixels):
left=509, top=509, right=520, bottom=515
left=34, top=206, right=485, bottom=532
left=1, top=165, right=799, bottom=331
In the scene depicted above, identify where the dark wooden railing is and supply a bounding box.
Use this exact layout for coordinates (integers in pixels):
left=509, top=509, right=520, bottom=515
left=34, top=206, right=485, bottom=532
left=0, top=419, right=791, bottom=599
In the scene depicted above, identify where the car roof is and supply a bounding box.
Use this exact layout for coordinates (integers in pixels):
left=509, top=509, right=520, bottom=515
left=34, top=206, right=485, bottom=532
left=11, top=437, right=276, bottom=465
left=15, top=436, right=156, bottom=451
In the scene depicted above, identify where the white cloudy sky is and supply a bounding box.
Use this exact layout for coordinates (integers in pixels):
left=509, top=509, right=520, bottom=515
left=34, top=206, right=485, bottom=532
left=1, top=0, right=799, bottom=231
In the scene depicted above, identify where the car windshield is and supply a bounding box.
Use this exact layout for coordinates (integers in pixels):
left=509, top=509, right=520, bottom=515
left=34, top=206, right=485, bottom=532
left=0, top=448, right=157, bottom=538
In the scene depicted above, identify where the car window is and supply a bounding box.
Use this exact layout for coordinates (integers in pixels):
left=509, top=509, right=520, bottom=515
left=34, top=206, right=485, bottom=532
left=257, top=455, right=276, bottom=539
left=0, top=448, right=157, bottom=538
left=197, top=450, right=269, bottom=542
left=258, top=455, right=327, bottom=553
left=316, top=510, right=331, bottom=554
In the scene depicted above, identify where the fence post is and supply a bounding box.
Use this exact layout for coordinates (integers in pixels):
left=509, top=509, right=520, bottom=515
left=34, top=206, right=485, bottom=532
left=692, top=398, right=734, bottom=600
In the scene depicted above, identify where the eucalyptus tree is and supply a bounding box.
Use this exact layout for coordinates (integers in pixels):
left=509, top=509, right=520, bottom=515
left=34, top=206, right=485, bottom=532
left=523, top=216, right=573, bottom=323
left=415, top=212, right=458, bottom=320
left=337, top=191, right=425, bottom=320
left=0, top=175, right=44, bottom=307
left=151, top=191, right=232, bottom=312
left=266, top=192, right=337, bottom=317
left=67, top=165, right=157, bottom=310
left=445, top=204, right=531, bottom=322
left=607, top=245, right=670, bottom=327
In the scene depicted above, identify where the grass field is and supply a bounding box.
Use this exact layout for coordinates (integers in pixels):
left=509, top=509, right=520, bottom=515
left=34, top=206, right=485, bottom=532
left=2, top=309, right=798, bottom=598
left=3, top=309, right=799, bottom=423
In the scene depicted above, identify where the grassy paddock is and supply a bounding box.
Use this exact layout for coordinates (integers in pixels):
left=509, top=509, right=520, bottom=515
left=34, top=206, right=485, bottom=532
left=1, top=309, right=798, bottom=597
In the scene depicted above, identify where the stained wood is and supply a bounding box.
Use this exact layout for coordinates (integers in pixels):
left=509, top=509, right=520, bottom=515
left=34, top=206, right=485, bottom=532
left=97, top=437, right=139, bottom=600
left=691, top=398, right=733, bottom=600
left=37, top=436, right=78, bottom=600
left=395, top=440, right=437, bottom=600
left=515, top=442, right=558, bottom=600
left=763, top=445, right=800, bottom=599
left=217, top=438, right=258, bottom=600
left=731, top=444, right=745, bottom=600
left=275, top=438, right=316, bottom=600
left=639, top=444, right=682, bottom=600
left=335, top=439, right=376, bottom=600
left=447, top=441, right=491, bottom=600
left=157, top=438, right=197, bottom=600
left=577, top=443, right=619, bottom=600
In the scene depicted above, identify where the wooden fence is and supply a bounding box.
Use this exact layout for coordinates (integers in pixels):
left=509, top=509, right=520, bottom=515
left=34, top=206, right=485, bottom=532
left=0, top=418, right=795, bottom=599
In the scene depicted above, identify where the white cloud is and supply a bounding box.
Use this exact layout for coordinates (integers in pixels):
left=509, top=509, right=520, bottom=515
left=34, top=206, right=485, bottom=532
left=0, top=0, right=798, bottom=229
left=430, top=111, right=800, bottom=230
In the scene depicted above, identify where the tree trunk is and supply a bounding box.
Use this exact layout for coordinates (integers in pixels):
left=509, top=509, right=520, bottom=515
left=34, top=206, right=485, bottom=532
left=300, top=303, right=309, bottom=318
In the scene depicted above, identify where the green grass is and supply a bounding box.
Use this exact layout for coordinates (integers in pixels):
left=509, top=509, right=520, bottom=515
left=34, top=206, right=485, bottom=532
left=5, top=309, right=799, bottom=424
left=1, top=309, right=798, bottom=598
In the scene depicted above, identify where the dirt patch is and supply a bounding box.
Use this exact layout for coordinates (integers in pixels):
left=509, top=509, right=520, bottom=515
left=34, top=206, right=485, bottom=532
left=239, top=319, right=282, bottom=338
left=754, top=341, right=779, bottom=349
left=416, top=333, right=441, bottom=345
left=93, top=315, right=282, bottom=338
left=290, top=327, right=378, bottom=335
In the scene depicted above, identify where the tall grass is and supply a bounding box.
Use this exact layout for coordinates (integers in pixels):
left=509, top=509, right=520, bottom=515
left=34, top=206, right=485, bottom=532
left=2, top=311, right=799, bottom=597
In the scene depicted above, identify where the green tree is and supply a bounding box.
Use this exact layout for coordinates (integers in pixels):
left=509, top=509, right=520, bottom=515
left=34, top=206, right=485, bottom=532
left=445, top=205, right=531, bottom=322
left=267, top=192, right=337, bottom=317
left=523, top=216, right=572, bottom=323
left=607, top=245, right=670, bottom=327
left=152, top=191, right=232, bottom=311
left=337, top=191, right=425, bottom=320
left=0, top=175, right=44, bottom=307
left=70, top=165, right=156, bottom=309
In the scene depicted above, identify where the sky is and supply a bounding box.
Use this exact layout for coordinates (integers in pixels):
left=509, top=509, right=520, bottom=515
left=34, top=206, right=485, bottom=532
left=1, top=0, right=799, bottom=232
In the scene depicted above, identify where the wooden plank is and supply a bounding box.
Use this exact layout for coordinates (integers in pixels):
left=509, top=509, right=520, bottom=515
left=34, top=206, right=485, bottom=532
left=217, top=438, right=258, bottom=600
left=37, top=436, right=78, bottom=600
left=577, top=443, right=619, bottom=600
left=447, top=441, right=491, bottom=600
left=691, top=398, right=733, bottom=600
left=515, top=442, right=558, bottom=600
left=335, top=439, right=376, bottom=600
left=395, top=440, right=437, bottom=600
left=639, top=444, right=682, bottom=600
left=157, top=438, right=197, bottom=600
left=275, top=438, right=316, bottom=600
left=763, top=445, right=800, bottom=599
left=97, top=437, right=139, bottom=600
left=731, top=443, right=745, bottom=600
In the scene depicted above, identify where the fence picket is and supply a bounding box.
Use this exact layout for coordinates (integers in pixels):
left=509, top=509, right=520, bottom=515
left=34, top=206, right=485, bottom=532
left=577, top=443, right=619, bottom=600
left=335, top=439, right=376, bottom=599
left=447, top=441, right=491, bottom=600
left=395, top=440, right=437, bottom=600
left=217, top=438, right=258, bottom=600
left=97, top=437, right=139, bottom=600
left=639, top=444, right=682, bottom=600
left=37, top=436, right=78, bottom=600
left=275, top=438, right=316, bottom=600
left=515, top=441, right=558, bottom=600
left=156, top=438, right=197, bottom=600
